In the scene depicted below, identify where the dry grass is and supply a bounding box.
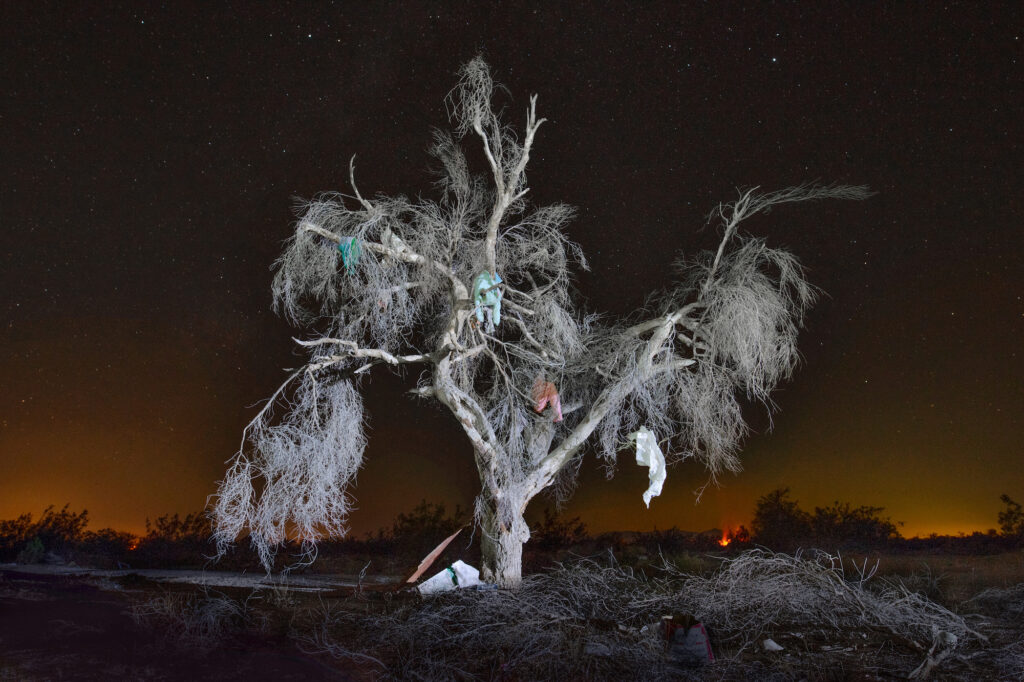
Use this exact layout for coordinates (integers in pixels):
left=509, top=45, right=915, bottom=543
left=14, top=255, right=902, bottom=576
left=125, top=549, right=1024, bottom=680
left=875, top=550, right=1024, bottom=606
left=128, top=587, right=265, bottom=652
left=292, top=550, right=1019, bottom=680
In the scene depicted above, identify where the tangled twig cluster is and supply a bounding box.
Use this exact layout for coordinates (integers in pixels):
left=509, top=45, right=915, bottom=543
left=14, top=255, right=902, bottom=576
left=299, top=549, right=992, bottom=680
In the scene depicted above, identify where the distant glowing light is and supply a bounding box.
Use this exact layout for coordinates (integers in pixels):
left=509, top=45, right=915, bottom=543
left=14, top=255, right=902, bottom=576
left=719, top=529, right=732, bottom=547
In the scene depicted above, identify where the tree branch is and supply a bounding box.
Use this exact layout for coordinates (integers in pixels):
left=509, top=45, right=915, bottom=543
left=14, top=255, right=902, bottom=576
left=349, top=155, right=374, bottom=212
left=295, top=337, right=434, bottom=371
left=480, top=95, right=547, bottom=275
left=704, top=184, right=873, bottom=290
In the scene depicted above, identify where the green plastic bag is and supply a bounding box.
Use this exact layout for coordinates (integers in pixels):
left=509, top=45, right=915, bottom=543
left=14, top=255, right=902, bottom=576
left=337, top=237, right=362, bottom=273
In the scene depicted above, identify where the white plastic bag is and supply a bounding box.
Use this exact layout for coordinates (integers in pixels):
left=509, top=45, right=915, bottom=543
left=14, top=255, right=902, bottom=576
left=629, top=426, right=666, bottom=507
left=417, top=559, right=482, bottom=594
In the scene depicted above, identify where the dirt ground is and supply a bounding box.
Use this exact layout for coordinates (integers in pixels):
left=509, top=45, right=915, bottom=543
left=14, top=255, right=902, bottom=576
left=0, top=568, right=360, bottom=681
left=2, top=553, right=1023, bottom=681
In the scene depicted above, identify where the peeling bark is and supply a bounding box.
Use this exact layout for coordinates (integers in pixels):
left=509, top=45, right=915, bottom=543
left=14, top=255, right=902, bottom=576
left=478, top=493, right=529, bottom=587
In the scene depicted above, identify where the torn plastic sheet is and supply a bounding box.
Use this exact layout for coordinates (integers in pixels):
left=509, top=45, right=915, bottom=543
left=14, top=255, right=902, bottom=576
left=471, top=271, right=503, bottom=331
left=532, top=379, right=563, bottom=422
left=629, top=426, right=666, bottom=507
left=337, top=237, right=362, bottom=273
left=417, top=559, right=483, bottom=595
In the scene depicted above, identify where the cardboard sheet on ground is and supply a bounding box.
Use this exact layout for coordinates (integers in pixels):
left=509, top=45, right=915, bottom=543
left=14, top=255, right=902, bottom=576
left=629, top=426, right=666, bottom=507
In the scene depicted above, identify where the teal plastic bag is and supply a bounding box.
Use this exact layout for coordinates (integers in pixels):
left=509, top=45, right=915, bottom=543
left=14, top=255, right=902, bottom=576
left=337, top=238, right=362, bottom=273
left=472, top=271, right=503, bottom=331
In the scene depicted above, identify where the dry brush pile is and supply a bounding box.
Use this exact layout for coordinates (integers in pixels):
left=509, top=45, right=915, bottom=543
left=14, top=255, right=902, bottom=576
left=288, top=549, right=1016, bottom=681
left=124, top=549, right=1023, bottom=679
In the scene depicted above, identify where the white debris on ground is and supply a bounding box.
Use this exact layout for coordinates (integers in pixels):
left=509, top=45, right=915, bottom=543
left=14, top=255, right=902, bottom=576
left=417, top=560, right=487, bottom=595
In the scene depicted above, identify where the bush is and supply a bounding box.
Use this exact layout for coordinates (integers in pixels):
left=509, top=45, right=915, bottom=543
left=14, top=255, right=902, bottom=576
left=0, top=505, right=89, bottom=562
left=16, top=536, right=45, bottom=564
left=998, top=494, right=1024, bottom=539
left=752, top=488, right=902, bottom=550
left=75, top=528, right=138, bottom=567
left=811, top=500, right=902, bottom=548
left=751, top=488, right=813, bottom=549
left=386, top=500, right=468, bottom=560
left=0, top=513, right=34, bottom=561
left=531, top=508, right=588, bottom=550
left=132, top=512, right=214, bottom=568
left=300, top=550, right=986, bottom=680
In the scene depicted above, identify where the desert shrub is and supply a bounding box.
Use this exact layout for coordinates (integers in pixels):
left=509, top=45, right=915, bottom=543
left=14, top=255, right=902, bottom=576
left=0, top=505, right=88, bottom=561
left=811, top=500, right=902, bottom=548
left=893, top=563, right=949, bottom=604
left=640, top=526, right=692, bottom=553
left=751, top=488, right=813, bottom=549
left=300, top=549, right=985, bottom=681
left=15, top=536, right=44, bottom=564
left=390, top=500, right=466, bottom=540
left=531, top=507, right=588, bottom=550
left=0, top=513, right=34, bottom=561
left=897, top=531, right=1018, bottom=555
left=385, top=500, right=468, bottom=561
left=292, top=500, right=475, bottom=575
left=724, top=525, right=751, bottom=546
left=752, top=488, right=902, bottom=550
left=29, top=504, right=89, bottom=554
left=998, top=494, right=1024, bottom=539
left=80, top=528, right=137, bottom=554
left=74, top=528, right=138, bottom=567
left=965, top=582, right=1024, bottom=620
left=132, top=512, right=214, bottom=568
left=130, top=588, right=260, bottom=651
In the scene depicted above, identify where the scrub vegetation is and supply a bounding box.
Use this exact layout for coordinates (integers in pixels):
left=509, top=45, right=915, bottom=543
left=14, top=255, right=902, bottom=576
left=117, top=550, right=1024, bottom=681
left=3, top=498, right=1023, bottom=679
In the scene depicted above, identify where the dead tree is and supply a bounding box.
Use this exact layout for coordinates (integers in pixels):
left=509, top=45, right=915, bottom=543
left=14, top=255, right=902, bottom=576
left=211, top=58, right=871, bottom=586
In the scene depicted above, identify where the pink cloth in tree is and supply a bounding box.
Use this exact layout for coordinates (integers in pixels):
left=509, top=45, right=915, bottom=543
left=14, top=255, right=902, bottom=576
left=532, top=379, right=563, bottom=422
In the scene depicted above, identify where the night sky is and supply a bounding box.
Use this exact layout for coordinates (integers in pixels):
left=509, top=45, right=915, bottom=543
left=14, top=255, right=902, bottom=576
left=2, top=3, right=1021, bottom=540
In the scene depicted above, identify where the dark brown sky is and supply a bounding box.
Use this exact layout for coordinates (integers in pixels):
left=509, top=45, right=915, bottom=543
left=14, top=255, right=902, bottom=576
left=1, top=3, right=1021, bottom=539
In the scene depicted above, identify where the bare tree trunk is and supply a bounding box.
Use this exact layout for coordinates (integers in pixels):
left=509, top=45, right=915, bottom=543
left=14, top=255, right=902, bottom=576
left=478, top=494, right=529, bottom=588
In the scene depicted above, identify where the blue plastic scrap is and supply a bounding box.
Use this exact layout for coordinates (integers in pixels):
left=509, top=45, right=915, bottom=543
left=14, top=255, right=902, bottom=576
left=337, top=237, right=362, bottom=273
left=472, top=271, right=503, bottom=331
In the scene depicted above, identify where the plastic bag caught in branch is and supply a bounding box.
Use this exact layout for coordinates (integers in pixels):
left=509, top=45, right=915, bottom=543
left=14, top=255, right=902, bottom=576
left=532, top=378, right=563, bottom=422
left=337, top=237, right=362, bottom=273
left=629, top=426, right=666, bottom=507
left=472, top=270, right=503, bottom=331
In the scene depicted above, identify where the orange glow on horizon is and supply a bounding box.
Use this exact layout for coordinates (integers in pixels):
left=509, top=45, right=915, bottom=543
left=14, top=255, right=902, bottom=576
left=718, top=529, right=732, bottom=547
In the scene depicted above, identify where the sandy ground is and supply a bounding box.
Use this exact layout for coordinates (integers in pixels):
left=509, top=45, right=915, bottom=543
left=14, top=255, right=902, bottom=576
left=0, top=562, right=400, bottom=591
left=0, top=565, right=375, bottom=681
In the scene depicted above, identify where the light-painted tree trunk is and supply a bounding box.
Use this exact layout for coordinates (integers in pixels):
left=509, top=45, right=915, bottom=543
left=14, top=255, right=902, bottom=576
left=478, top=492, right=529, bottom=587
